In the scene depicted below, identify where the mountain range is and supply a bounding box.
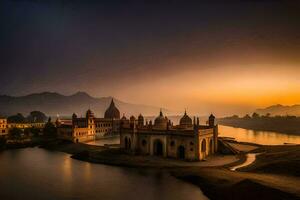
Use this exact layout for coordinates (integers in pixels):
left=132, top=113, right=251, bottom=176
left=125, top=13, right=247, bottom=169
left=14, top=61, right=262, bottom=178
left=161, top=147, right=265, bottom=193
left=255, top=104, right=300, bottom=116
left=0, top=92, right=170, bottom=118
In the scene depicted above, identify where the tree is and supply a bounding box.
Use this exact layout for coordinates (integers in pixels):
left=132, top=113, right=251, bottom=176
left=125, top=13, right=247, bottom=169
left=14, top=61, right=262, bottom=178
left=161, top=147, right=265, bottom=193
left=24, top=127, right=40, bottom=137
left=0, top=136, right=6, bottom=148
left=43, top=118, right=57, bottom=137
left=252, top=112, right=260, bottom=119
left=27, top=111, right=47, bottom=123
left=7, top=113, right=26, bottom=123
left=230, top=115, right=239, bottom=119
left=9, top=128, right=23, bottom=139
left=243, top=114, right=251, bottom=119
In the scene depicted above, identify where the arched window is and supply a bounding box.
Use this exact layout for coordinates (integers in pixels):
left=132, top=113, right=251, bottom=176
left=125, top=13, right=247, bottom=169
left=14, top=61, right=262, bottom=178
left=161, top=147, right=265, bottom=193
left=201, top=139, right=206, bottom=152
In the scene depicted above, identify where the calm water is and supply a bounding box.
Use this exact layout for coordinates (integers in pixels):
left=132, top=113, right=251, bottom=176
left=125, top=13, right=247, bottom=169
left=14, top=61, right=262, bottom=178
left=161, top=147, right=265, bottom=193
left=219, top=125, right=300, bottom=145
left=87, top=136, right=120, bottom=146
left=88, top=125, right=300, bottom=146
left=0, top=148, right=208, bottom=200
left=230, top=153, right=258, bottom=171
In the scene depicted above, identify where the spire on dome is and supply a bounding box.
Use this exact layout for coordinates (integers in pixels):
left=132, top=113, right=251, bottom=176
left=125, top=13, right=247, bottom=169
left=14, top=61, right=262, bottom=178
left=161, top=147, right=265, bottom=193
left=104, top=98, right=120, bottom=119
left=159, top=109, right=163, bottom=117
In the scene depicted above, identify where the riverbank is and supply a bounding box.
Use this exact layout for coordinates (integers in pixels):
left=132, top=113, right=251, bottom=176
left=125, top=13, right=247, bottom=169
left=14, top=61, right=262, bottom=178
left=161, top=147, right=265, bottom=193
left=40, top=140, right=300, bottom=200
left=218, top=118, right=300, bottom=135
left=0, top=136, right=57, bottom=150
left=241, top=144, right=300, bottom=177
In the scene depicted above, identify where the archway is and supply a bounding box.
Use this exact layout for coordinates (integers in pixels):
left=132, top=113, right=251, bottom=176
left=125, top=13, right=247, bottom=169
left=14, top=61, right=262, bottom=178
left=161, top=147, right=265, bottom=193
left=201, top=139, right=206, bottom=153
left=128, top=139, right=131, bottom=149
left=209, top=139, right=214, bottom=154
left=124, top=137, right=128, bottom=149
left=177, top=145, right=185, bottom=159
left=76, top=139, right=79, bottom=143
left=153, top=140, right=163, bottom=156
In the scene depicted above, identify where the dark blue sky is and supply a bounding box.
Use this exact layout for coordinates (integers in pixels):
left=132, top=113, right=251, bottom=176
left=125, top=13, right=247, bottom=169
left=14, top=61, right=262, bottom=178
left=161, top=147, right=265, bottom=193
left=1, top=0, right=300, bottom=114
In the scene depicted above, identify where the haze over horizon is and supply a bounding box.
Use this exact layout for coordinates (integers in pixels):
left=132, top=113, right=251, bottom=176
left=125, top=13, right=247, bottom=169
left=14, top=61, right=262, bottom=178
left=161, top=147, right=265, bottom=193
left=1, top=1, right=300, bottom=116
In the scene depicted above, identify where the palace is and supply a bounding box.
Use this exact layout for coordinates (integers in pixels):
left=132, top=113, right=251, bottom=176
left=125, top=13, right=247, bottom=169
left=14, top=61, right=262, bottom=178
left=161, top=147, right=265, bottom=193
left=57, top=99, right=218, bottom=161
left=57, top=99, right=121, bottom=142
left=0, top=117, right=45, bottom=137
left=120, top=110, right=218, bottom=161
left=0, top=118, right=8, bottom=136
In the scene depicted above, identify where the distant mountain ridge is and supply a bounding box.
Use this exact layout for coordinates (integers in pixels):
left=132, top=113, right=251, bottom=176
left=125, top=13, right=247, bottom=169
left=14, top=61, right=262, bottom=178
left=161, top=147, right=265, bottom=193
left=256, top=104, right=300, bottom=116
left=0, top=92, right=170, bottom=117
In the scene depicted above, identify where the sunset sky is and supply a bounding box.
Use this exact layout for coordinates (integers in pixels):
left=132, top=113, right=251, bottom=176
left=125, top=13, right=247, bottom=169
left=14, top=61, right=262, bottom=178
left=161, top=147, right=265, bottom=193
left=1, top=1, right=300, bottom=116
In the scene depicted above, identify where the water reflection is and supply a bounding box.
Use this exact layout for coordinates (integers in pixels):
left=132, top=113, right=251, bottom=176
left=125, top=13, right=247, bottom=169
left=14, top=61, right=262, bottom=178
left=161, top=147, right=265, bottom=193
left=87, top=136, right=120, bottom=146
left=219, top=125, right=300, bottom=145
left=0, top=148, right=208, bottom=200
left=231, top=153, right=257, bottom=171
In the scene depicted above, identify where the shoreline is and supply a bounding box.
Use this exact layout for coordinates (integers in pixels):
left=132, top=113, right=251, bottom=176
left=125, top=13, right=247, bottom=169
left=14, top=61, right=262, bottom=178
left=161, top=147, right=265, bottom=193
left=39, top=139, right=300, bottom=200
left=218, top=122, right=300, bottom=136
left=2, top=139, right=299, bottom=199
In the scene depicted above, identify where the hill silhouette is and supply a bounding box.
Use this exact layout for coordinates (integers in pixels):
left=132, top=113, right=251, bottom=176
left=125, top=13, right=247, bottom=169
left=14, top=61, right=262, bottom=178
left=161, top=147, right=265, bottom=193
left=0, top=92, right=169, bottom=117
left=256, top=104, right=300, bottom=116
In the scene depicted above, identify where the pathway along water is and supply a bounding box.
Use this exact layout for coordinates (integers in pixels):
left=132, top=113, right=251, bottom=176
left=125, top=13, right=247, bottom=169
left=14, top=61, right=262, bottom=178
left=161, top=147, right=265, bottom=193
left=0, top=148, right=208, bottom=200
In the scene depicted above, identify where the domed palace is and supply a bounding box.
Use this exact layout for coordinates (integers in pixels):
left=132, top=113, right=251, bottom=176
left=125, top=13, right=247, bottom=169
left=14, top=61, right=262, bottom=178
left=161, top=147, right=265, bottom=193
left=104, top=99, right=120, bottom=119
left=120, top=110, right=218, bottom=161
left=57, top=99, right=122, bottom=143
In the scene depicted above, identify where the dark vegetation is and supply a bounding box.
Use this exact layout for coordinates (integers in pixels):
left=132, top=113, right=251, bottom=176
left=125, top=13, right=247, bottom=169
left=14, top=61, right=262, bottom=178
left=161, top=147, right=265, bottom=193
left=218, top=112, right=300, bottom=135
left=1, top=117, right=57, bottom=150
left=7, top=111, right=47, bottom=123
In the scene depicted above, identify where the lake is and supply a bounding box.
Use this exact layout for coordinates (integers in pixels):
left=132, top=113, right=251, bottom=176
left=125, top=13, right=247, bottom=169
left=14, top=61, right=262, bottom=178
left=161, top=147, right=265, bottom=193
left=88, top=125, right=300, bottom=146
left=0, top=148, right=208, bottom=200
left=219, top=125, right=300, bottom=145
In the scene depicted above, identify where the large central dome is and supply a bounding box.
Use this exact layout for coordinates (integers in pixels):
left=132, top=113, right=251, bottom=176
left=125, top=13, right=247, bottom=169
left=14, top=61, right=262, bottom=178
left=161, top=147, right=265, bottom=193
left=179, top=110, right=192, bottom=126
left=154, top=110, right=168, bottom=129
left=104, top=99, right=120, bottom=119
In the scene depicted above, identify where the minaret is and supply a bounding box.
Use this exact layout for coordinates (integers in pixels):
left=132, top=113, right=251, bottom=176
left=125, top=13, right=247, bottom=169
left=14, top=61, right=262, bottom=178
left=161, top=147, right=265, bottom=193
left=208, top=113, right=218, bottom=153
left=138, top=114, right=144, bottom=127
left=208, top=114, right=215, bottom=127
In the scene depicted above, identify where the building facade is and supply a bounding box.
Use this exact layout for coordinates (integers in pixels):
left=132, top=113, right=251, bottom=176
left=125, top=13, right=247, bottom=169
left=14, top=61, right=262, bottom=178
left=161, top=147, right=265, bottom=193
left=120, top=111, right=218, bottom=161
left=0, top=117, right=45, bottom=137
left=57, top=99, right=121, bottom=143
left=0, top=118, right=8, bottom=136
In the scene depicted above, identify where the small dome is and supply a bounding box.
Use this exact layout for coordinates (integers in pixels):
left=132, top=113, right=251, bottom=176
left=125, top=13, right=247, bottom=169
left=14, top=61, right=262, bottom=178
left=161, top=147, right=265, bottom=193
left=72, top=113, right=77, bottom=119
left=138, top=114, right=144, bottom=126
left=138, top=114, right=144, bottom=120
left=121, top=114, right=127, bottom=120
left=180, top=110, right=192, bottom=126
left=154, top=110, right=168, bottom=129
left=104, top=99, right=120, bottom=119
left=130, top=115, right=136, bottom=121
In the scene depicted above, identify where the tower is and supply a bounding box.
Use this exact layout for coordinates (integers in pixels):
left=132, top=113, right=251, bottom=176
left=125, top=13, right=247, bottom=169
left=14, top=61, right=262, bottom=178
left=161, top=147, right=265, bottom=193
left=208, top=114, right=215, bottom=127
left=86, top=109, right=95, bottom=136
left=137, top=114, right=144, bottom=127
left=208, top=114, right=218, bottom=152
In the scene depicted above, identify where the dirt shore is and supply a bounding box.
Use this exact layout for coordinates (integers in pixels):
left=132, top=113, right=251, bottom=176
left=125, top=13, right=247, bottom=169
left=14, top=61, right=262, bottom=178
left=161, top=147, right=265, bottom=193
left=41, top=140, right=300, bottom=200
